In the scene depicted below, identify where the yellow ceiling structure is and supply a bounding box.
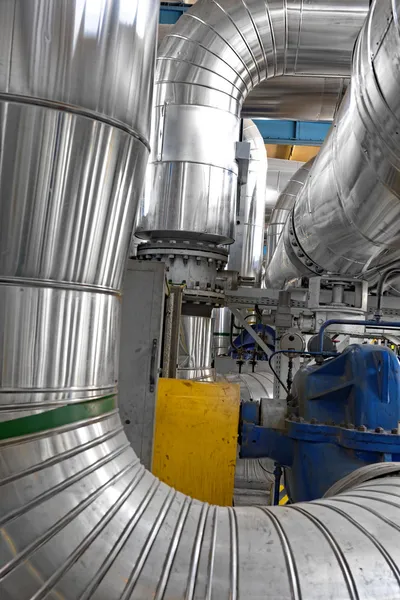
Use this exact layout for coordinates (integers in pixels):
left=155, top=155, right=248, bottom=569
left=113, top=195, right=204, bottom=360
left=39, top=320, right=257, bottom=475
left=265, top=144, right=320, bottom=162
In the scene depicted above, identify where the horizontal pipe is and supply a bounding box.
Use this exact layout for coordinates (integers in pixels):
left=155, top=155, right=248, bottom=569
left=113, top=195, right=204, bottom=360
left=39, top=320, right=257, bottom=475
left=318, top=319, right=400, bottom=352
left=265, top=159, right=315, bottom=266
left=242, top=76, right=349, bottom=121
left=266, top=0, right=400, bottom=289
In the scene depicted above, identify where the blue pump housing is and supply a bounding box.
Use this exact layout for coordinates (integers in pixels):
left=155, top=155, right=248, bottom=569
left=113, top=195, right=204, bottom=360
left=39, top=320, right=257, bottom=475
left=240, top=345, right=400, bottom=502
left=293, top=344, right=400, bottom=430
left=230, top=324, right=275, bottom=359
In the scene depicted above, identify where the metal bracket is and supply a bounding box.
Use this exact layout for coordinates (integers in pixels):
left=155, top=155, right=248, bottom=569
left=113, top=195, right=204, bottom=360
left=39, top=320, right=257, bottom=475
left=162, top=286, right=183, bottom=378
left=235, top=141, right=251, bottom=185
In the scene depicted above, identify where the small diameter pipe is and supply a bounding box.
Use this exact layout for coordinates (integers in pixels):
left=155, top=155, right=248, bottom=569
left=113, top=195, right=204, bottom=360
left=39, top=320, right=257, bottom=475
left=318, top=319, right=400, bottom=353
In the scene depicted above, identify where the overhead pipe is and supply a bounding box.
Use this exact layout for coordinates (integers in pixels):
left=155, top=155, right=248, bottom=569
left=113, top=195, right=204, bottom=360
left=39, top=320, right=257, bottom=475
left=159, top=23, right=349, bottom=121
left=6, top=1, right=400, bottom=600
left=137, top=0, right=368, bottom=245
left=266, top=159, right=315, bottom=266
left=266, top=0, right=400, bottom=289
left=242, top=75, right=349, bottom=121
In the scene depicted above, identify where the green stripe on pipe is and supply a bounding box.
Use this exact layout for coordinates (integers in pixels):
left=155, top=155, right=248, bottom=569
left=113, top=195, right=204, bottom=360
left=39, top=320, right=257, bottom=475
left=0, top=395, right=117, bottom=441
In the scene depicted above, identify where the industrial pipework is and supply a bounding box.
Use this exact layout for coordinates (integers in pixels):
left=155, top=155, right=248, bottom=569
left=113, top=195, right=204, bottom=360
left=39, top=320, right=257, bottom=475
left=135, top=0, right=368, bottom=305
left=265, top=159, right=315, bottom=267
left=265, top=0, right=400, bottom=288
left=135, top=0, right=369, bottom=383
left=4, top=2, right=400, bottom=600
left=139, top=0, right=368, bottom=249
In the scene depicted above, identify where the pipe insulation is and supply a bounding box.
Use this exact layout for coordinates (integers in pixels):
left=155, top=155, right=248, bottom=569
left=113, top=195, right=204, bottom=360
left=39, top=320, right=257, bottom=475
left=157, top=26, right=349, bottom=122
left=265, top=159, right=315, bottom=266
left=266, top=0, right=400, bottom=288
left=136, top=0, right=368, bottom=245
left=4, top=1, right=400, bottom=599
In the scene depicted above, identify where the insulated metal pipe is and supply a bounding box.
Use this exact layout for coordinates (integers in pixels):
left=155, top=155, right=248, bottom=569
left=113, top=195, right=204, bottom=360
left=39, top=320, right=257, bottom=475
left=266, top=159, right=315, bottom=266
left=228, top=120, right=267, bottom=284
left=159, top=24, right=349, bottom=121
left=4, top=412, right=400, bottom=598
left=5, top=2, right=400, bottom=599
left=137, top=0, right=368, bottom=245
left=177, top=315, right=215, bottom=381
left=242, top=76, right=349, bottom=121
left=0, top=0, right=158, bottom=419
left=266, top=0, right=400, bottom=289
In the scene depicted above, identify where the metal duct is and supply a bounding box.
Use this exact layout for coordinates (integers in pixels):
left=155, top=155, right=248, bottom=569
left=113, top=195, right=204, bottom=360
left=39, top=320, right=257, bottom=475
left=228, top=120, right=267, bottom=284
left=266, top=159, right=315, bottom=266
left=177, top=315, right=214, bottom=381
left=266, top=0, right=400, bottom=289
left=5, top=1, right=400, bottom=599
left=137, top=0, right=368, bottom=245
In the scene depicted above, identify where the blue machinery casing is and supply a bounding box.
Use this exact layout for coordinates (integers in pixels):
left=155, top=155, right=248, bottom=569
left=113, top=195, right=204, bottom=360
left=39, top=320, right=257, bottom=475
left=241, top=345, right=400, bottom=502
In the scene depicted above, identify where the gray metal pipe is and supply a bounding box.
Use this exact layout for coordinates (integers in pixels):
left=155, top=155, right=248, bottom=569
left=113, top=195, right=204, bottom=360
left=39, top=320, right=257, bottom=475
left=228, top=119, right=267, bottom=284
left=159, top=23, right=348, bottom=122
left=136, top=0, right=368, bottom=245
left=5, top=2, right=400, bottom=600
left=266, top=159, right=315, bottom=266
left=177, top=315, right=215, bottom=381
left=266, top=0, right=400, bottom=289
left=242, top=75, right=349, bottom=121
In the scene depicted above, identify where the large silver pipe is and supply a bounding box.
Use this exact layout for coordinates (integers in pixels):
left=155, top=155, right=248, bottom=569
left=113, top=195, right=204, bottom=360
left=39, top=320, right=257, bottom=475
left=177, top=315, right=214, bottom=381
left=137, top=0, right=368, bottom=245
left=266, top=159, right=315, bottom=266
left=4, top=413, right=400, bottom=597
left=228, top=119, right=267, bottom=284
left=159, top=22, right=348, bottom=122
left=5, top=1, right=400, bottom=599
left=266, top=0, right=400, bottom=289
left=242, top=75, right=349, bottom=121
left=0, top=0, right=157, bottom=419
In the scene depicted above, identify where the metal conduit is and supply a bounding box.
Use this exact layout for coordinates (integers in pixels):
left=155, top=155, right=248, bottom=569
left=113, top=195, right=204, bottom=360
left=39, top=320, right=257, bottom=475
left=266, top=0, right=400, bottom=289
left=136, top=0, right=368, bottom=245
left=5, top=1, right=400, bottom=600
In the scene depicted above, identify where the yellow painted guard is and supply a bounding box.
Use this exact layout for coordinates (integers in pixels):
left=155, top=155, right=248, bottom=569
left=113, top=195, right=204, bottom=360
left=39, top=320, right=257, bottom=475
left=152, top=379, right=240, bottom=506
